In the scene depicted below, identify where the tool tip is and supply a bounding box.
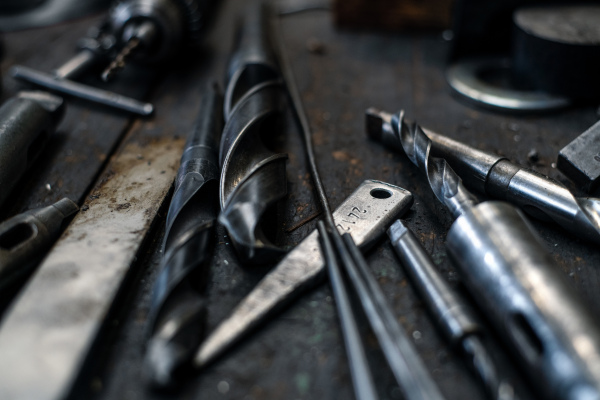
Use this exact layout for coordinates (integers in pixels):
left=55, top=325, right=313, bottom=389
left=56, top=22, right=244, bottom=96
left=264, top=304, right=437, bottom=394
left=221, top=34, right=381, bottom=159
left=365, top=107, right=388, bottom=142
left=52, top=198, right=79, bottom=218
left=387, top=219, right=409, bottom=242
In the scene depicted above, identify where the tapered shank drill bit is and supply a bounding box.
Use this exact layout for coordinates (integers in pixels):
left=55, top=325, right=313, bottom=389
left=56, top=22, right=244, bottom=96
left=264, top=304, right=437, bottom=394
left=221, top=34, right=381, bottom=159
left=368, top=112, right=600, bottom=399
left=367, top=108, right=600, bottom=244
left=144, top=83, right=222, bottom=389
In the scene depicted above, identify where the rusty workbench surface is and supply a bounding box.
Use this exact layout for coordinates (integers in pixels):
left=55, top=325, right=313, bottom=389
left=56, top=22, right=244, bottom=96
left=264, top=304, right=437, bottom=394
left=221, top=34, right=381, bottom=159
left=1, top=1, right=600, bottom=399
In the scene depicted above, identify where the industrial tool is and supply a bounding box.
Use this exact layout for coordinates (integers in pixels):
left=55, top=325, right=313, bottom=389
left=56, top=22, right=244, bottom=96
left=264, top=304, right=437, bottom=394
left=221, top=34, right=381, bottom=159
left=0, top=91, right=65, bottom=210
left=558, top=119, right=600, bottom=194
left=388, top=220, right=517, bottom=400
left=367, top=108, right=600, bottom=245
left=11, top=0, right=215, bottom=115
left=319, top=222, right=446, bottom=400
left=194, top=180, right=414, bottom=368
left=144, top=83, right=222, bottom=388
left=0, top=198, right=78, bottom=294
left=218, top=1, right=288, bottom=264
left=368, top=111, right=600, bottom=400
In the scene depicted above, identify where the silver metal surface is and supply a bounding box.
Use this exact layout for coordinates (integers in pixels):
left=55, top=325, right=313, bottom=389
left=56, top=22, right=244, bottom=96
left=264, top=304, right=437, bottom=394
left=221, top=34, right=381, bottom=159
left=340, top=232, right=445, bottom=400
left=446, top=57, right=570, bottom=112
left=194, top=180, right=414, bottom=368
left=388, top=220, right=517, bottom=400
left=447, top=202, right=600, bottom=400
left=317, top=222, right=379, bottom=400
left=0, top=198, right=78, bottom=292
left=11, top=65, right=154, bottom=116
left=0, top=134, right=184, bottom=400
left=366, top=108, right=600, bottom=244
left=0, top=91, right=66, bottom=209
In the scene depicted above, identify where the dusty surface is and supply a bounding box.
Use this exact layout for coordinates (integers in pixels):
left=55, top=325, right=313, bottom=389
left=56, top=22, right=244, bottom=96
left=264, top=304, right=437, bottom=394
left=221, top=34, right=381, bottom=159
left=1, top=1, right=600, bottom=400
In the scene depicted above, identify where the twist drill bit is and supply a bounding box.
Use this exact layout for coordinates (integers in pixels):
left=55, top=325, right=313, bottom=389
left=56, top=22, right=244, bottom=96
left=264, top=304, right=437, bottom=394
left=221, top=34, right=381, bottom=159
left=369, top=113, right=600, bottom=400
left=367, top=108, right=600, bottom=244
left=218, top=1, right=288, bottom=264
left=144, top=83, right=222, bottom=389
left=388, top=220, right=517, bottom=400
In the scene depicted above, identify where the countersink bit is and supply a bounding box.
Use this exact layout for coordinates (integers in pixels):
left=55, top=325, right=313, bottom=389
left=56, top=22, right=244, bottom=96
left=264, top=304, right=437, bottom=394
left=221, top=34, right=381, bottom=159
left=368, top=112, right=600, bottom=400
left=366, top=108, right=600, bottom=244
left=144, top=83, right=222, bottom=389
left=0, top=198, right=78, bottom=293
left=388, top=220, right=517, bottom=400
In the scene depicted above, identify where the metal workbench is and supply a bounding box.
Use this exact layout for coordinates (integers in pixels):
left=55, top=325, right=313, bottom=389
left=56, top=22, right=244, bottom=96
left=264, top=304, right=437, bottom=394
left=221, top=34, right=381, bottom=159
left=1, top=1, right=599, bottom=399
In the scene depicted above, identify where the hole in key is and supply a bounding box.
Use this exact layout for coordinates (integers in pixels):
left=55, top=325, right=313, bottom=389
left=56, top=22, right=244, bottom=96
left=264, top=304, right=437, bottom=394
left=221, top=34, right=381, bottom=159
left=370, top=188, right=392, bottom=199
left=0, top=223, right=35, bottom=251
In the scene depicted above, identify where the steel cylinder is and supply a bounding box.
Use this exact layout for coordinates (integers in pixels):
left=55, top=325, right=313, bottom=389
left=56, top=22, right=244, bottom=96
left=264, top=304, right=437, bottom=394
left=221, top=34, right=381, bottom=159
left=446, top=201, right=600, bottom=400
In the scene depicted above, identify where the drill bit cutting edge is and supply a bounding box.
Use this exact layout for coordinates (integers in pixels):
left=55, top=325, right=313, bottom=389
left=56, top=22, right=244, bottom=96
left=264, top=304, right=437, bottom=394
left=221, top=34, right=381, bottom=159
left=367, top=108, right=600, bottom=244
left=366, top=108, right=600, bottom=399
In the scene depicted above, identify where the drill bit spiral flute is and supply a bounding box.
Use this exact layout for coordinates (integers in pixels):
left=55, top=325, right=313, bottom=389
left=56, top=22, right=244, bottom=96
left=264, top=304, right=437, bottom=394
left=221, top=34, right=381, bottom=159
left=369, top=109, right=600, bottom=400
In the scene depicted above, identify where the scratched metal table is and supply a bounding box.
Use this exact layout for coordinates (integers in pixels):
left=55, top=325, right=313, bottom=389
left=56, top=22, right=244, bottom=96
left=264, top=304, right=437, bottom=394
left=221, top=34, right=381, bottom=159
left=1, top=1, right=600, bottom=399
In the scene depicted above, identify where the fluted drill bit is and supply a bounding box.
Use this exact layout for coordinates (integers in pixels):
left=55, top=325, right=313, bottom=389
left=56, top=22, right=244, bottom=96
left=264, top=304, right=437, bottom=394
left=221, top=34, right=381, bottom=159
left=367, top=108, right=600, bottom=244
left=144, top=83, right=222, bottom=389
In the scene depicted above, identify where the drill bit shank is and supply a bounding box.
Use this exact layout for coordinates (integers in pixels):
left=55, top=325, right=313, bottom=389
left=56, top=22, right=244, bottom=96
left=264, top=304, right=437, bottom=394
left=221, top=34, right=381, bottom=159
left=369, top=109, right=600, bottom=399
left=367, top=108, right=600, bottom=244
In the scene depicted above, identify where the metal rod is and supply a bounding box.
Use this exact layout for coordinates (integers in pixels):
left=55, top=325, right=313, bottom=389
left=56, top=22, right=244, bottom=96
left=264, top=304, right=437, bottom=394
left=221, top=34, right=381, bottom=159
left=11, top=65, right=154, bottom=116
left=317, top=221, right=378, bottom=400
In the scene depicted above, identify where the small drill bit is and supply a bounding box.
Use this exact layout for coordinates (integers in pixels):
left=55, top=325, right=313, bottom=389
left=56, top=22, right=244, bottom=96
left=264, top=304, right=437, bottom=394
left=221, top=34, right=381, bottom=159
left=101, top=37, right=140, bottom=82
left=367, top=108, right=600, bottom=244
left=388, top=220, right=517, bottom=400
left=144, top=83, right=222, bottom=389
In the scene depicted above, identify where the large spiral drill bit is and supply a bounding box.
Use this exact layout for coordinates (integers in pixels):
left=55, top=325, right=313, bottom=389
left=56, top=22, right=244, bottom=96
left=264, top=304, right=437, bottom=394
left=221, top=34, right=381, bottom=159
left=144, top=83, right=222, bottom=389
left=367, top=108, right=600, bottom=245
left=218, top=1, right=287, bottom=264
left=367, top=110, right=600, bottom=400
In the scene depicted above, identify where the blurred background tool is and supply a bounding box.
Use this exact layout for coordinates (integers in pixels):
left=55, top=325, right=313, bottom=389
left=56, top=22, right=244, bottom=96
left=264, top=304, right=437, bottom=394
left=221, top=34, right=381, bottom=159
left=144, top=83, right=222, bottom=389
left=11, top=0, right=217, bottom=115
left=367, top=108, right=600, bottom=244
left=447, top=2, right=600, bottom=112
left=558, top=120, right=600, bottom=194
left=0, top=198, right=78, bottom=311
left=371, top=108, right=600, bottom=400
left=388, top=220, right=518, bottom=400
left=0, top=91, right=65, bottom=210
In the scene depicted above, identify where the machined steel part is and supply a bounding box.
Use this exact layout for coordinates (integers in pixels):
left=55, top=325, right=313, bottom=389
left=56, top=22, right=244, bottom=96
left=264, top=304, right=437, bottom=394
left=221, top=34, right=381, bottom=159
left=388, top=220, right=517, bottom=400
left=557, top=119, right=600, bottom=194
left=446, top=57, right=570, bottom=112
left=0, top=198, right=78, bottom=293
left=366, top=108, right=600, bottom=245
left=0, top=91, right=65, bottom=209
left=218, top=2, right=287, bottom=265
left=144, top=83, right=222, bottom=388
left=195, top=180, right=414, bottom=368
left=447, top=202, right=600, bottom=400
left=367, top=109, right=600, bottom=399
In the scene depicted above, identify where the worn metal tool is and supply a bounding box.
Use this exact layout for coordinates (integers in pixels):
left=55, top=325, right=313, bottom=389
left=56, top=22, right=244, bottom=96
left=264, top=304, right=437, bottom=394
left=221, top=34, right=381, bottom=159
left=372, top=114, right=600, bottom=400
left=0, top=91, right=65, bottom=210
left=558, top=119, right=600, bottom=194
left=195, top=180, right=414, bottom=368
left=367, top=108, right=600, bottom=245
left=144, top=83, right=222, bottom=389
left=388, top=220, right=517, bottom=400
left=12, top=0, right=215, bottom=115
left=218, top=2, right=288, bottom=264
left=0, top=198, right=78, bottom=293
left=320, top=222, right=446, bottom=400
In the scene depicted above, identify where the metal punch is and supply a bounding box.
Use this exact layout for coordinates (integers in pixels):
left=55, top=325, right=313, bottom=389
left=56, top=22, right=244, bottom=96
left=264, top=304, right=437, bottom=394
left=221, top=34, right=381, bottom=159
left=367, top=108, right=600, bottom=245
left=370, top=110, right=600, bottom=400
